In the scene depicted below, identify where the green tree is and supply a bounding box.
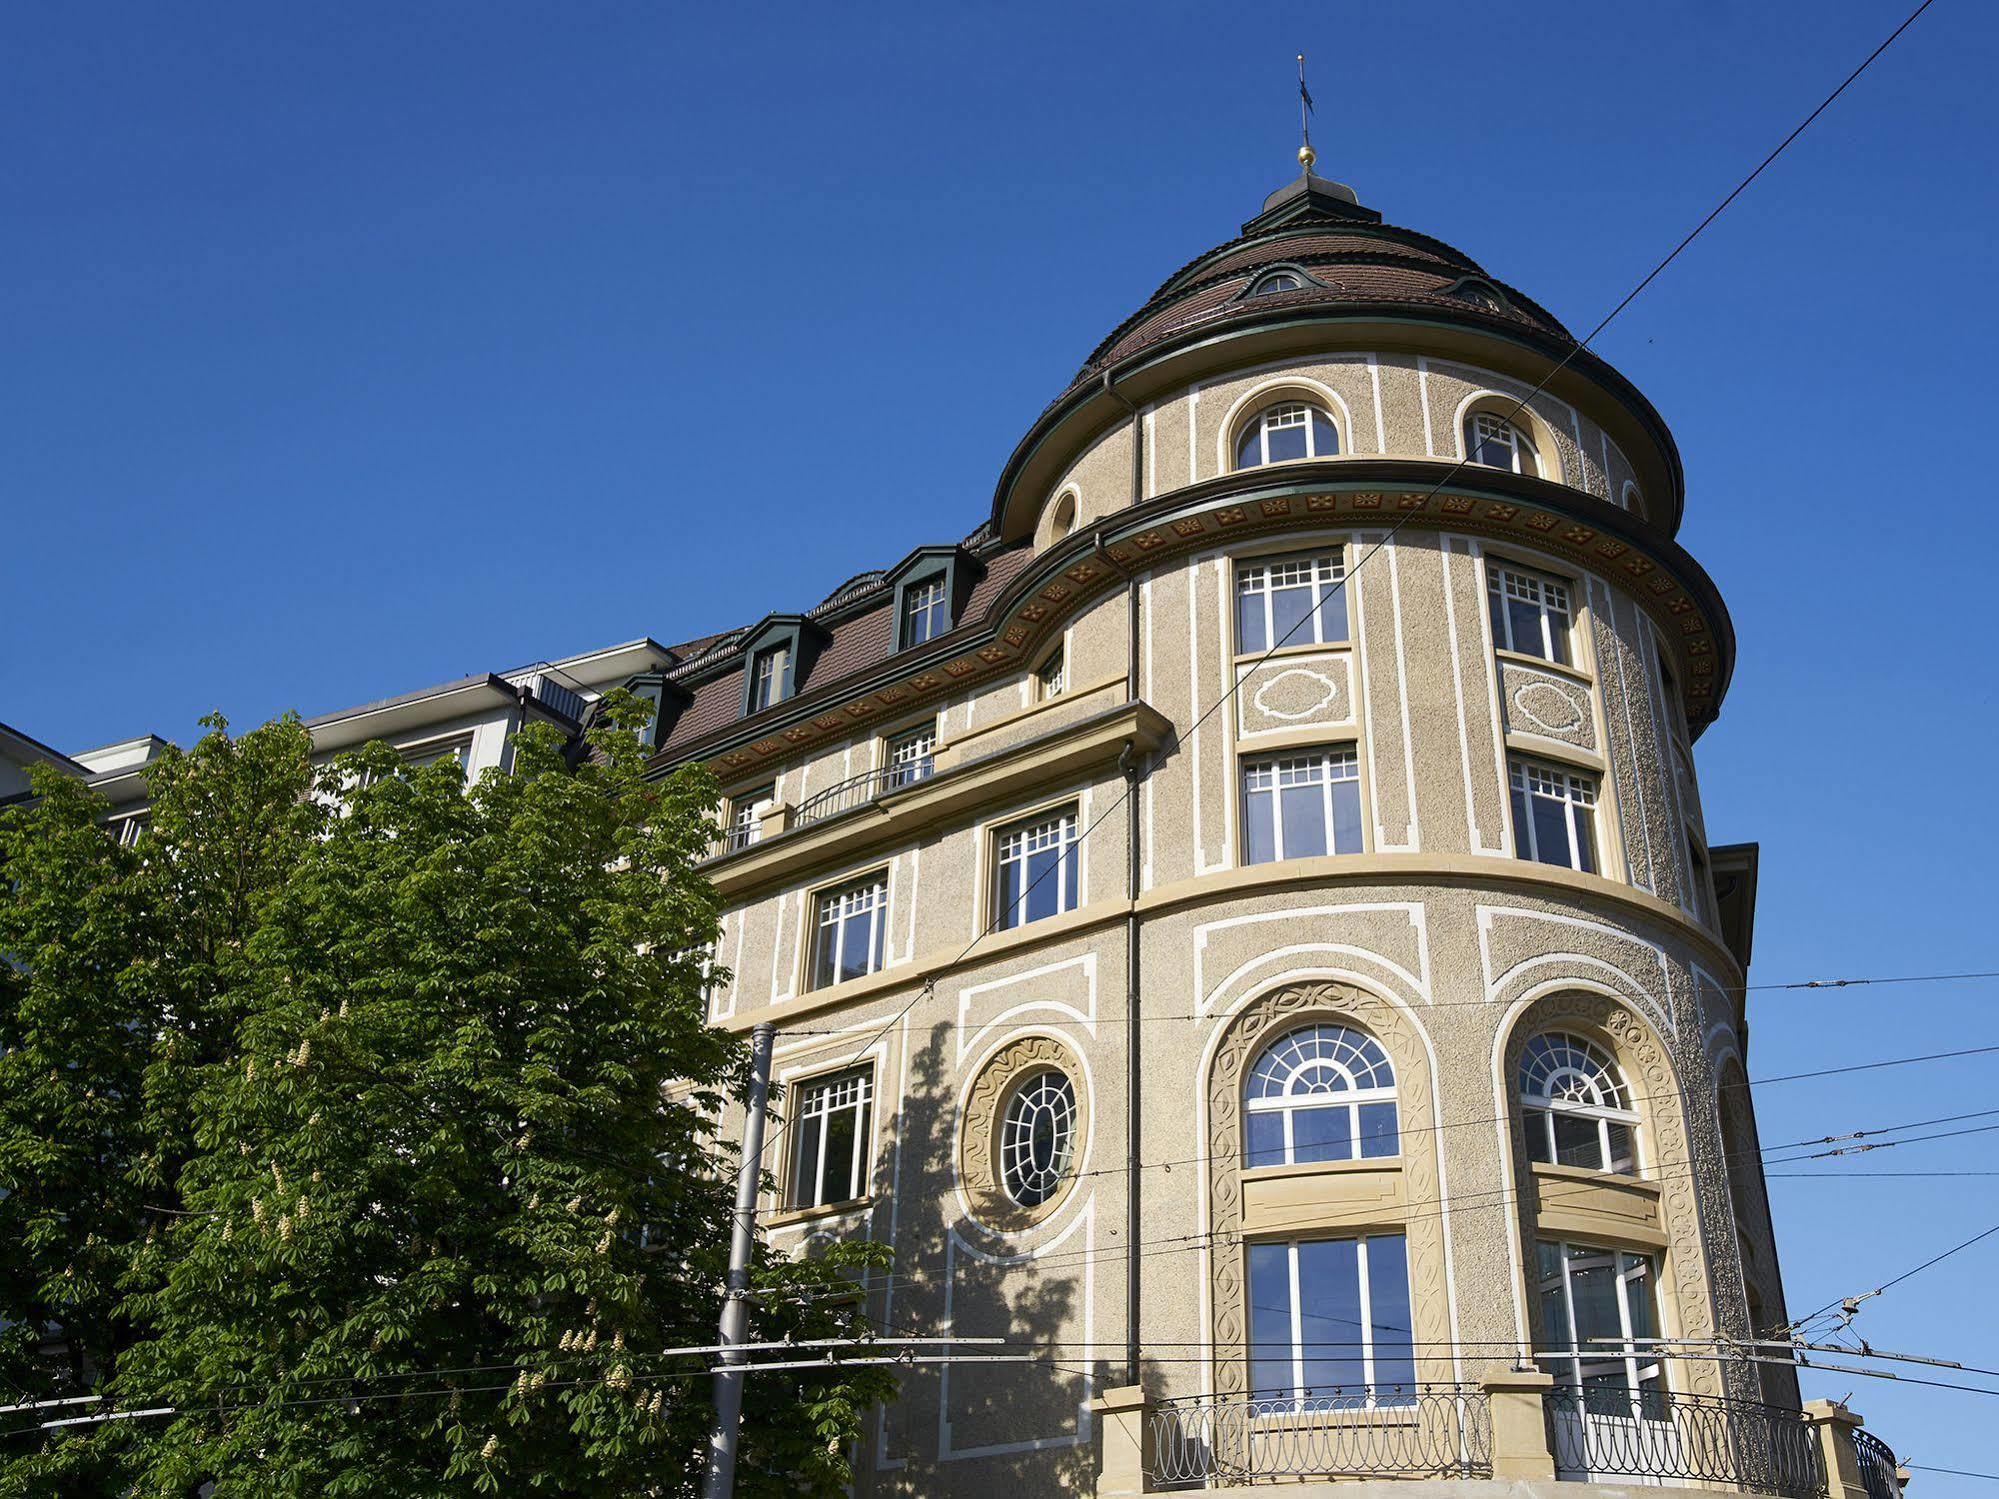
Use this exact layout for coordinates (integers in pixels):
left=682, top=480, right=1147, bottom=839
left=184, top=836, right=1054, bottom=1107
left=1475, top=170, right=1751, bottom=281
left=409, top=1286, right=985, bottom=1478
left=0, top=701, right=889, bottom=1497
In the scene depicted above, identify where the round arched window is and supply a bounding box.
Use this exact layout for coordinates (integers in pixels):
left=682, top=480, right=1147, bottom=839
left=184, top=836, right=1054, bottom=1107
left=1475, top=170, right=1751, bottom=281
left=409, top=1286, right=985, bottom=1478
left=1243, top=1022, right=1397, bottom=1167
left=1235, top=401, right=1339, bottom=470
left=1249, top=270, right=1306, bottom=296
left=1000, top=1070, right=1077, bottom=1206
left=1049, top=491, right=1077, bottom=542
left=1518, top=1032, right=1637, bottom=1175
left=1464, top=411, right=1540, bottom=476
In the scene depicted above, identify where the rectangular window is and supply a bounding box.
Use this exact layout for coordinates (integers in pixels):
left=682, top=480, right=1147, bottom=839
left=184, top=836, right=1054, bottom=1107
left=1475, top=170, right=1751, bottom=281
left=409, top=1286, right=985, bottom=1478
left=1236, top=550, right=1349, bottom=655
left=727, top=784, right=775, bottom=852
left=884, top=724, right=936, bottom=790
left=812, top=872, right=889, bottom=989
left=748, top=644, right=789, bottom=712
left=399, top=734, right=472, bottom=772
left=1509, top=760, right=1598, bottom=873
left=786, top=1067, right=874, bottom=1209
left=1242, top=749, right=1363, bottom=865
left=1248, top=1233, right=1416, bottom=1405
left=994, top=805, right=1080, bottom=930
left=904, top=577, right=950, bottom=646
left=1687, top=836, right=1715, bottom=927
left=1536, top=1241, right=1664, bottom=1414
left=1487, top=562, right=1573, bottom=665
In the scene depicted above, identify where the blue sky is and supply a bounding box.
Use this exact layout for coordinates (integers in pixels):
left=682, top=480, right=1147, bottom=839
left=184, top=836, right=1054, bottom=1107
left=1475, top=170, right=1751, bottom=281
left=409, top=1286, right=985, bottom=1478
left=5, top=0, right=1995, bottom=1481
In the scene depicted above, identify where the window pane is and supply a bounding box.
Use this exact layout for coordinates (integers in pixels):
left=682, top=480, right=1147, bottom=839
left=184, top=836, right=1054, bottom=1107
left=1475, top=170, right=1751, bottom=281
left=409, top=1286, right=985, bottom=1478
left=1567, top=1256, right=1621, bottom=1347
left=1296, top=1239, right=1365, bottom=1395
left=1246, top=1112, right=1286, bottom=1169
left=1330, top=778, right=1363, bottom=854
left=1316, top=581, right=1349, bottom=643
left=1605, top=1121, right=1635, bottom=1175
left=822, top=1103, right=858, bottom=1203
left=1358, top=1101, right=1398, bottom=1158
left=1266, top=420, right=1308, bottom=463
left=1507, top=596, right=1544, bottom=658
left=1546, top=613, right=1571, bottom=666
left=1291, top=1104, right=1354, bottom=1164
left=1236, top=589, right=1267, bottom=653
left=1025, top=844, right=1062, bottom=924
left=1311, top=410, right=1338, bottom=457
left=1280, top=783, right=1328, bottom=860
left=1367, top=1235, right=1417, bottom=1395
left=1525, top=1109, right=1554, bottom=1164
left=1553, top=1112, right=1601, bottom=1170
left=1248, top=1243, right=1294, bottom=1399
left=1530, top=793, right=1572, bottom=868
left=1245, top=788, right=1277, bottom=865
left=1511, top=784, right=1534, bottom=859
left=1270, top=583, right=1314, bottom=647
left=997, top=858, right=1023, bottom=929
left=1487, top=585, right=1508, bottom=650
left=790, top=1114, right=823, bottom=1206
left=1235, top=426, right=1262, bottom=471
left=1574, top=811, right=1598, bottom=875
left=1622, top=1258, right=1657, bottom=1342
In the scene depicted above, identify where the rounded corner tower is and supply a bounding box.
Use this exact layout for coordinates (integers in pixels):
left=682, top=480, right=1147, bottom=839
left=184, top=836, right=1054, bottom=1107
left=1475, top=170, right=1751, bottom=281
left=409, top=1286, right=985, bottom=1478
left=677, top=160, right=1891, bottom=1499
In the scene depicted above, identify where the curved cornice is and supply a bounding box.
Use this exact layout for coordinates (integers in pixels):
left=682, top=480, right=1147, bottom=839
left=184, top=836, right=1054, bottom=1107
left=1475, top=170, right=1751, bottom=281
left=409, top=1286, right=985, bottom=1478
left=989, top=305, right=1688, bottom=544
left=656, top=458, right=1733, bottom=784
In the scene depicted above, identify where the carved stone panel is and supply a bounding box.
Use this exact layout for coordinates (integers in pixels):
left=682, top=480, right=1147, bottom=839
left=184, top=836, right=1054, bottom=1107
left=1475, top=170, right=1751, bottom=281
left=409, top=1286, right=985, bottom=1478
left=959, top=1033, right=1090, bottom=1237
left=1499, top=661, right=1597, bottom=753
left=1235, top=650, right=1355, bottom=739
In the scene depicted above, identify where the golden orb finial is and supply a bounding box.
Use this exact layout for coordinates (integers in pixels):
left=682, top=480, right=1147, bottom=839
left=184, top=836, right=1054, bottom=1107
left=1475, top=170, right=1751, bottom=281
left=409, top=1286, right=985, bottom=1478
left=1298, top=143, right=1317, bottom=173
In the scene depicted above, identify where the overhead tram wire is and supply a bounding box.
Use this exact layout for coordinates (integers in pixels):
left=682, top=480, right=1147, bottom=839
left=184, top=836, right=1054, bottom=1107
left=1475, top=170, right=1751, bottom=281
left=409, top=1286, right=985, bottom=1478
left=1788, top=1217, right=1999, bottom=1337
left=770, top=966, right=1999, bottom=1034
left=752, top=0, right=1943, bottom=1122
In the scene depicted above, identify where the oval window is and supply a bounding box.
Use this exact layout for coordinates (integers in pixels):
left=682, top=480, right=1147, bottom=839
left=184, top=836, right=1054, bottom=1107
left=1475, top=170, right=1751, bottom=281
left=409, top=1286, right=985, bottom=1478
left=1000, top=1070, right=1077, bottom=1206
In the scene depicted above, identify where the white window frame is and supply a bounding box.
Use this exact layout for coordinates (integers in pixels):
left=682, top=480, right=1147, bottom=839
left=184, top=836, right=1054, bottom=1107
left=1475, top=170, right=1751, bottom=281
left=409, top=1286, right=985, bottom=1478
left=1235, top=548, right=1350, bottom=654
left=999, top=1069, right=1078, bottom=1207
left=786, top=1066, right=875, bottom=1210
left=883, top=722, right=937, bottom=789
left=727, top=783, right=775, bottom=852
left=1466, top=410, right=1540, bottom=475
left=993, top=804, right=1081, bottom=930
left=1035, top=642, right=1067, bottom=700
left=1241, top=748, right=1362, bottom=864
left=1243, top=1022, right=1398, bottom=1166
left=1486, top=560, right=1574, bottom=664
left=810, top=871, right=889, bottom=990
left=904, top=576, right=949, bottom=646
left=1249, top=1233, right=1413, bottom=1405
left=1509, top=759, right=1598, bottom=872
left=1536, top=1240, right=1665, bottom=1403
left=1519, top=1033, right=1640, bottom=1176
left=1235, top=401, right=1340, bottom=470
left=748, top=644, right=788, bottom=712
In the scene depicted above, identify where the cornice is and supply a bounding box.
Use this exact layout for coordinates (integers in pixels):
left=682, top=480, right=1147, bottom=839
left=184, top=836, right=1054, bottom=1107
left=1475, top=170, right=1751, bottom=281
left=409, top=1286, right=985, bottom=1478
left=650, top=459, right=1733, bottom=786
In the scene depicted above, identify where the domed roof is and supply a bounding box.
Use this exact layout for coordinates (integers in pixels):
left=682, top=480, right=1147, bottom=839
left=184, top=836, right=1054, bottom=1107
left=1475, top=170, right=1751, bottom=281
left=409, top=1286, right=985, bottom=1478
left=1066, top=172, right=1571, bottom=388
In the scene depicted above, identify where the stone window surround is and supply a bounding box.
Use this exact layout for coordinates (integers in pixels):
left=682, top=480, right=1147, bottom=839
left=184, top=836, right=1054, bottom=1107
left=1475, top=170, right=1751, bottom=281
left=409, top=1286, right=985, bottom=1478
left=957, top=1032, right=1091, bottom=1235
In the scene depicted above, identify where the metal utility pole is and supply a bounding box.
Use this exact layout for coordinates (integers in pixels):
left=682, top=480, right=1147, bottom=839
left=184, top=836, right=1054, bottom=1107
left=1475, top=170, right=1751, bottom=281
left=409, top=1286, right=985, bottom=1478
left=703, top=1020, right=776, bottom=1499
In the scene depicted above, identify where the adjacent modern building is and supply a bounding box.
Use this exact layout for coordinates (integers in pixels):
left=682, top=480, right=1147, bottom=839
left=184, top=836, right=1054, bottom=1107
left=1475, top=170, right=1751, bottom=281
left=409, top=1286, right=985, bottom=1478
left=642, top=161, right=1903, bottom=1498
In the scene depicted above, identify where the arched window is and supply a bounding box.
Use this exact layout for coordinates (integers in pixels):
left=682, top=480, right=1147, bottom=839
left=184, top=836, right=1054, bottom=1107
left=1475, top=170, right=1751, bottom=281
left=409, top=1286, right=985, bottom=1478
left=1235, top=401, right=1340, bottom=470
left=1248, top=269, right=1306, bottom=296
left=1244, top=1023, right=1397, bottom=1167
left=1519, top=1032, right=1637, bottom=1175
left=1001, top=1070, right=1077, bottom=1206
left=1048, top=491, right=1076, bottom=542
left=1465, top=410, right=1540, bottom=476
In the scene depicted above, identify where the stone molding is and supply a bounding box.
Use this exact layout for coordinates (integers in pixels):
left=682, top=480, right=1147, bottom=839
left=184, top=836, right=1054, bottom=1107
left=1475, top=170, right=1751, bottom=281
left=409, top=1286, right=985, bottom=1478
left=958, top=1033, right=1089, bottom=1236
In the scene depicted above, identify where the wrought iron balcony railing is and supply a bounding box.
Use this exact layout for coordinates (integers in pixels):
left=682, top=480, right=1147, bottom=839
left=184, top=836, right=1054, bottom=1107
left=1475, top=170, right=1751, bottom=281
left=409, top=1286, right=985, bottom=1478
left=1545, top=1386, right=1826, bottom=1498
left=792, top=758, right=934, bottom=829
left=1148, top=1387, right=1492, bottom=1488
left=1854, top=1428, right=1902, bottom=1499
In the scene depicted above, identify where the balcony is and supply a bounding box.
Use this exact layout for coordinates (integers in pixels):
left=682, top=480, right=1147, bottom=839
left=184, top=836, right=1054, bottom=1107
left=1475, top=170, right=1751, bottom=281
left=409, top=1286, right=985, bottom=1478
left=793, top=757, right=934, bottom=829
left=1095, top=1377, right=1900, bottom=1497
left=1148, top=1387, right=1492, bottom=1487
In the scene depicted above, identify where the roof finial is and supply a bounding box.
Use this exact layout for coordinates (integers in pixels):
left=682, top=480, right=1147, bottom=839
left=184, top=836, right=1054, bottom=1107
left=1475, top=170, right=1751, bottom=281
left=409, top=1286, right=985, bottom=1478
left=1296, top=52, right=1316, bottom=174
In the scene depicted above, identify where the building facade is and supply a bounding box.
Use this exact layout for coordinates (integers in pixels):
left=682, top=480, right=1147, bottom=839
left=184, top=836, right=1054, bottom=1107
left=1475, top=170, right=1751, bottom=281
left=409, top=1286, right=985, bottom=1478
left=652, top=167, right=1902, bottom=1496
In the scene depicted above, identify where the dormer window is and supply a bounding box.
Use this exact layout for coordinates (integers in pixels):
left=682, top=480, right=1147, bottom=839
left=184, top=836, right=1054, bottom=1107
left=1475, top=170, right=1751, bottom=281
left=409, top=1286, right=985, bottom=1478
left=1465, top=411, right=1540, bottom=476
left=1235, top=401, right=1340, bottom=470
left=1451, top=279, right=1506, bottom=312
left=1248, top=270, right=1306, bottom=296
left=748, top=644, right=788, bottom=713
left=904, top=576, right=949, bottom=647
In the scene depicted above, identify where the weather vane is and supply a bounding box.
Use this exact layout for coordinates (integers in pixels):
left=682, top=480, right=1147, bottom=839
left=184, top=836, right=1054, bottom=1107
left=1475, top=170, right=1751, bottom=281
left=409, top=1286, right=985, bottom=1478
left=1297, top=52, right=1316, bottom=174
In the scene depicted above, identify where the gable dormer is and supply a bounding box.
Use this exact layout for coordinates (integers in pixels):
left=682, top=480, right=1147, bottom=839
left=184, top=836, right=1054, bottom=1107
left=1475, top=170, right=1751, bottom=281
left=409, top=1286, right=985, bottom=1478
left=738, top=614, right=830, bottom=718
left=886, top=545, right=985, bottom=653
